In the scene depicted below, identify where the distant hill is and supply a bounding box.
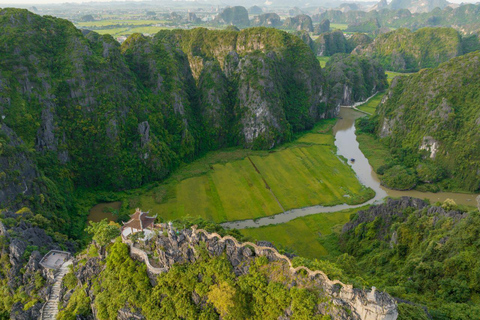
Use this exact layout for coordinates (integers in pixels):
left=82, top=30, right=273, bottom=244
left=214, top=6, right=250, bottom=26
left=353, top=27, right=474, bottom=72
left=388, top=0, right=450, bottom=13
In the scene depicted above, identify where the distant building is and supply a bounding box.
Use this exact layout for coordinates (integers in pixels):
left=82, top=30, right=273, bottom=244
left=121, top=208, right=156, bottom=240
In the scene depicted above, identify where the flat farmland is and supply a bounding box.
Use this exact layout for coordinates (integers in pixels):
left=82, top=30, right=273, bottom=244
left=132, top=119, right=373, bottom=223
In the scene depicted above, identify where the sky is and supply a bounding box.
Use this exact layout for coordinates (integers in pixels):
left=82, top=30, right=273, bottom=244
left=1, top=0, right=477, bottom=5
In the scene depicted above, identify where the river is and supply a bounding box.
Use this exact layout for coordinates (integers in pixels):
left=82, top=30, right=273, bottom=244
left=221, top=107, right=477, bottom=229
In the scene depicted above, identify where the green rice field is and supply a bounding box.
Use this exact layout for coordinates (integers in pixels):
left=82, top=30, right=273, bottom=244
left=131, top=119, right=373, bottom=223
left=240, top=207, right=365, bottom=258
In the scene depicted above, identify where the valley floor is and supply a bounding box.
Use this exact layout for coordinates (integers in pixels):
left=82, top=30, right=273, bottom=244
left=126, top=119, right=373, bottom=224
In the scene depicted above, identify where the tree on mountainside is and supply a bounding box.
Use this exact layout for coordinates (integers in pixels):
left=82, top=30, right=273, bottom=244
left=85, top=219, right=120, bottom=250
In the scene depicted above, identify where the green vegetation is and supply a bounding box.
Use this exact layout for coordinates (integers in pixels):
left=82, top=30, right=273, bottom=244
left=85, top=219, right=120, bottom=248
left=0, top=9, right=334, bottom=237
left=240, top=207, right=364, bottom=258
left=336, top=200, right=480, bottom=319
left=316, top=56, right=330, bottom=68
left=131, top=120, right=373, bottom=223
left=356, top=27, right=473, bottom=72
left=324, top=54, right=388, bottom=106
left=356, top=132, right=390, bottom=171
left=385, top=70, right=412, bottom=84
left=356, top=93, right=385, bottom=114
left=366, top=51, right=480, bottom=192
left=314, top=30, right=349, bottom=56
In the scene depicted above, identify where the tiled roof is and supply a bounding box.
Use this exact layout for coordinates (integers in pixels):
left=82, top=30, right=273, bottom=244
left=123, top=208, right=156, bottom=231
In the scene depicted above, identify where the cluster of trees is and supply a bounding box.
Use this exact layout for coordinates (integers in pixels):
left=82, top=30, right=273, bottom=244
left=335, top=201, right=480, bottom=319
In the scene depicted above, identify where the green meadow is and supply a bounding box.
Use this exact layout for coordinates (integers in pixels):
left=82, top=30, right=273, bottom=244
left=240, top=207, right=365, bottom=258
left=385, top=70, right=414, bottom=84
left=130, top=119, right=373, bottom=223
left=330, top=23, right=348, bottom=30
left=317, top=56, right=330, bottom=68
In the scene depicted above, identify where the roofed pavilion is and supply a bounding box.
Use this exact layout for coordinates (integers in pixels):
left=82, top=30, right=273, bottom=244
left=121, top=208, right=157, bottom=240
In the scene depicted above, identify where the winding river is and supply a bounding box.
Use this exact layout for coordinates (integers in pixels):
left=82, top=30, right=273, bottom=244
left=221, top=107, right=477, bottom=229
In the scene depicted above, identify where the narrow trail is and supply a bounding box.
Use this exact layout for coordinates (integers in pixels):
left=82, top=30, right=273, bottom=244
left=41, top=260, right=72, bottom=320
left=247, top=156, right=285, bottom=212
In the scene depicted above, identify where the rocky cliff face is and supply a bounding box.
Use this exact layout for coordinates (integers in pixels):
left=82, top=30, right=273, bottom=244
left=214, top=6, right=250, bottom=26
left=0, top=210, right=75, bottom=318
left=324, top=54, right=387, bottom=107
left=0, top=125, right=41, bottom=211
left=157, top=27, right=330, bottom=148
left=251, top=13, right=282, bottom=27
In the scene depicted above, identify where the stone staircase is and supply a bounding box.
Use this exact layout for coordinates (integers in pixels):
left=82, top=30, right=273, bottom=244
left=40, top=260, right=72, bottom=320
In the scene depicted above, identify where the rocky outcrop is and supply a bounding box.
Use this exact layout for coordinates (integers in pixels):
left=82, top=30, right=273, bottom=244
left=251, top=13, right=282, bottom=27
left=158, top=27, right=330, bottom=148
left=324, top=54, right=387, bottom=107
left=315, top=30, right=349, bottom=56
left=343, top=197, right=429, bottom=235
left=0, top=211, right=74, bottom=318
left=314, top=19, right=330, bottom=34
left=124, top=225, right=398, bottom=319
left=354, top=27, right=463, bottom=72
left=283, top=14, right=313, bottom=32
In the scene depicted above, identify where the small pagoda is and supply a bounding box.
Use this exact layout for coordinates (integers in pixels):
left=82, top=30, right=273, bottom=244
left=121, top=208, right=157, bottom=239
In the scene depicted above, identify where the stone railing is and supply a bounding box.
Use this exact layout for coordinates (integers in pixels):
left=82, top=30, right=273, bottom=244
left=191, top=226, right=351, bottom=289
left=123, top=240, right=168, bottom=275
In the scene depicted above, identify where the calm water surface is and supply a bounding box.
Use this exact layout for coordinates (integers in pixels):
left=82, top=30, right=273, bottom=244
left=87, top=201, right=122, bottom=223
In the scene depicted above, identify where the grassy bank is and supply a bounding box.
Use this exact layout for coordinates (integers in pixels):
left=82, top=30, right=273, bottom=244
left=124, top=119, right=373, bottom=224
left=356, top=132, right=390, bottom=171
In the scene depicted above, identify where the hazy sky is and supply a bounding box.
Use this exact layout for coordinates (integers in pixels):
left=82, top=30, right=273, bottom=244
left=2, top=0, right=477, bottom=5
